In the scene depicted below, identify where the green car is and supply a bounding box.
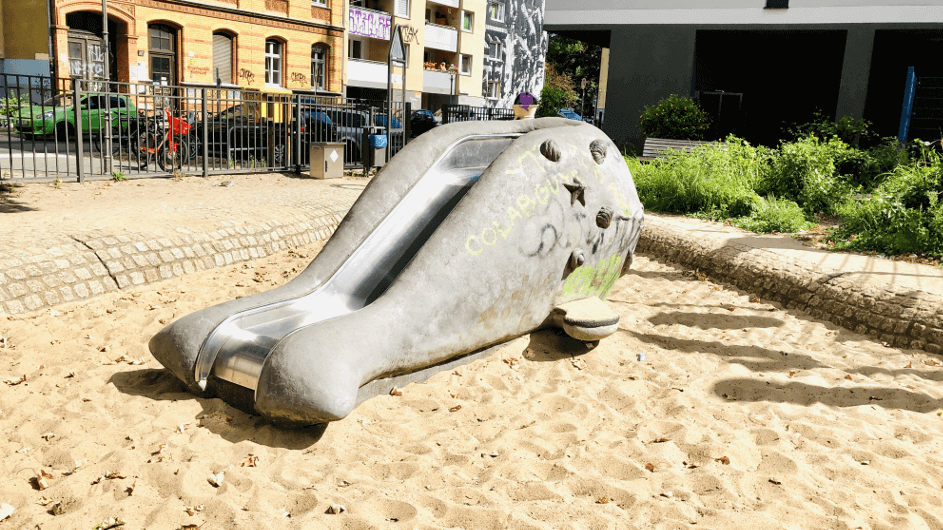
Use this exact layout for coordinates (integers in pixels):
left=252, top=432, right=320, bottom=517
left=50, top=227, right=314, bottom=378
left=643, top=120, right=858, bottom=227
left=14, top=93, right=137, bottom=139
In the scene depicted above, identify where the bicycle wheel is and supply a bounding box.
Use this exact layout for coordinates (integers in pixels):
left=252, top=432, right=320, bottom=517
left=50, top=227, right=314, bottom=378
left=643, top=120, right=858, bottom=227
left=156, top=141, right=182, bottom=172
left=135, top=128, right=161, bottom=170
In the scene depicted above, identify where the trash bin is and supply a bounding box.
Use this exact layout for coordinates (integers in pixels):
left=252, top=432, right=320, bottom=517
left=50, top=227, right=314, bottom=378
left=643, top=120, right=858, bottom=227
left=368, top=134, right=388, bottom=168
left=309, top=142, right=345, bottom=179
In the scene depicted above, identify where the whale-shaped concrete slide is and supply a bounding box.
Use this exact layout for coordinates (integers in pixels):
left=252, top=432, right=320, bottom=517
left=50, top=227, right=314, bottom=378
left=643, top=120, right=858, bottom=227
left=149, top=117, right=645, bottom=426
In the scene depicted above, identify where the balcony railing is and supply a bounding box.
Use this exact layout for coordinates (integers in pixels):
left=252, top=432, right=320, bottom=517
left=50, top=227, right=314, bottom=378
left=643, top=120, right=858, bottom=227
left=423, top=69, right=453, bottom=95
left=348, top=59, right=388, bottom=88
left=427, top=0, right=460, bottom=8
left=424, top=22, right=458, bottom=53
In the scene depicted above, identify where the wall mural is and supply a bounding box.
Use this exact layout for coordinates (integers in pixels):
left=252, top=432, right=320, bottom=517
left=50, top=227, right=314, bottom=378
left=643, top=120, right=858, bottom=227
left=482, top=0, right=548, bottom=108
left=503, top=0, right=547, bottom=108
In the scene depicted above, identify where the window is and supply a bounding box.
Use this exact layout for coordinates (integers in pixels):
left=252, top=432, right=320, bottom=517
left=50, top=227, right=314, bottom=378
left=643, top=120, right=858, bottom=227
left=212, top=32, right=234, bottom=84
left=265, top=39, right=282, bottom=86
left=311, top=45, right=327, bottom=90
left=460, top=54, right=471, bottom=75
left=394, top=0, right=409, bottom=18
left=490, top=41, right=503, bottom=60
left=349, top=39, right=363, bottom=59
left=149, top=24, right=177, bottom=85
left=487, top=80, right=500, bottom=99
left=489, top=2, right=505, bottom=22
left=311, top=0, right=327, bottom=6
left=462, top=10, right=474, bottom=32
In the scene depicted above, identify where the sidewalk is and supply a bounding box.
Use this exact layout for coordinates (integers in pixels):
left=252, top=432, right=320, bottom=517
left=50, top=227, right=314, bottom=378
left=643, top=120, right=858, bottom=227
left=1, top=174, right=942, bottom=355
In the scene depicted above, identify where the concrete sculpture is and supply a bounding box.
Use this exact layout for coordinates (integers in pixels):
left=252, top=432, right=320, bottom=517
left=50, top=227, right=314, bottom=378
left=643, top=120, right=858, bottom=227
left=149, top=118, right=645, bottom=426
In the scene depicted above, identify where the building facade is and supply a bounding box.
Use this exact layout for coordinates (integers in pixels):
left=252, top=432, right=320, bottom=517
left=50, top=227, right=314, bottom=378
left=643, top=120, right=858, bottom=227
left=482, top=0, right=546, bottom=109
left=546, top=0, right=943, bottom=147
left=344, top=0, right=487, bottom=110
left=46, top=0, right=344, bottom=94
left=0, top=0, right=52, bottom=77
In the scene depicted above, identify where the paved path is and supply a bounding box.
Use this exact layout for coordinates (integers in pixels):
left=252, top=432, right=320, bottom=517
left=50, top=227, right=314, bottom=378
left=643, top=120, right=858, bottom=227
left=1, top=173, right=942, bottom=355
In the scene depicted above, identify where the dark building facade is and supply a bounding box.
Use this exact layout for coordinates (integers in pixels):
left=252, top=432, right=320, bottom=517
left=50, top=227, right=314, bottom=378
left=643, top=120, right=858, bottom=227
left=546, top=1, right=943, bottom=147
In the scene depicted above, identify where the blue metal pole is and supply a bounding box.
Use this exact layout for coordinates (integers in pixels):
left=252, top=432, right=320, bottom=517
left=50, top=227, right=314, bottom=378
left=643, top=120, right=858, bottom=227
left=897, top=66, right=917, bottom=145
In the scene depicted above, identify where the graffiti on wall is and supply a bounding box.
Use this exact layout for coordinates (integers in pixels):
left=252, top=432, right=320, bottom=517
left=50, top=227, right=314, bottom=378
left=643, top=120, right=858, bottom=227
left=290, top=72, right=308, bottom=85
left=349, top=7, right=392, bottom=40
left=239, top=68, right=255, bottom=85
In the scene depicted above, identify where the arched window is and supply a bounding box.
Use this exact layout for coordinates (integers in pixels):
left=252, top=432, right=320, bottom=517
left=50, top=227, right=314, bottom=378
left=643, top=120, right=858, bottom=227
left=148, top=23, right=177, bottom=85
left=212, top=31, right=235, bottom=84
left=264, top=39, right=283, bottom=87
left=311, top=45, right=327, bottom=90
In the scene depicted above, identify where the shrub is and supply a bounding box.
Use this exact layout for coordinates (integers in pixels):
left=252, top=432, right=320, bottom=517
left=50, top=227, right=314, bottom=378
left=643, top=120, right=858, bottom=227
left=638, top=94, right=711, bottom=140
left=759, top=135, right=854, bottom=216
left=537, top=85, right=573, bottom=118
left=0, top=94, right=29, bottom=118
left=836, top=158, right=943, bottom=257
left=628, top=136, right=765, bottom=219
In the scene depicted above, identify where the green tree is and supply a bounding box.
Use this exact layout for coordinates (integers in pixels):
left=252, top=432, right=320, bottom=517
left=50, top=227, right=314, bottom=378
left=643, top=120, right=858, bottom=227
left=545, top=34, right=602, bottom=117
left=537, top=63, right=577, bottom=117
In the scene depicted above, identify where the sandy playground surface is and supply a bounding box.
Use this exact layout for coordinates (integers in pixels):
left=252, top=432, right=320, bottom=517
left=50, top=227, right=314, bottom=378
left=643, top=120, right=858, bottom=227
left=1, top=239, right=943, bottom=529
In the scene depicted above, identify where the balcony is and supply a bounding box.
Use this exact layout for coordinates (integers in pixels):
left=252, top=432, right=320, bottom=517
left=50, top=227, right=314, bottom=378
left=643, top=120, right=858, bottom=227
left=348, top=59, right=388, bottom=89
left=348, top=6, right=392, bottom=40
left=427, top=0, right=460, bottom=8
left=424, top=22, right=458, bottom=53
left=423, top=69, right=453, bottom=95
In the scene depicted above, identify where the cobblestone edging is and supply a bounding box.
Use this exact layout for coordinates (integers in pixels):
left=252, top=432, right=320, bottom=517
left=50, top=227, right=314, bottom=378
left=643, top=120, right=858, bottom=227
left=0, top=205, right=351, bottom=316
left=637, top=216, right=943, bottom=356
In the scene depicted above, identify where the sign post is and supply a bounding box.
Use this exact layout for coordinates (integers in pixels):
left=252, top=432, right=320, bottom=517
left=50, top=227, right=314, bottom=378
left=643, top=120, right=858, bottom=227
left=387, top=25, right=407, bottom=142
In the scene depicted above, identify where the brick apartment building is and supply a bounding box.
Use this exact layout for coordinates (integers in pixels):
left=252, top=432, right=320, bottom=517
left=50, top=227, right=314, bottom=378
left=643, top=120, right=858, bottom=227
left=48, top=0, right=344, bottom=94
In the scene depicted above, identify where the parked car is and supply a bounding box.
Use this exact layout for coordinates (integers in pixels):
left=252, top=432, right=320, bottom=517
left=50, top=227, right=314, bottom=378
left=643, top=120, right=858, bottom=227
left=14, top=93, right=137, bottom=139
left=197, top=100, right=290, bottom=167
left=557, top=109, right=582, bottom=121
left=410, top=109, right=438, bottom=137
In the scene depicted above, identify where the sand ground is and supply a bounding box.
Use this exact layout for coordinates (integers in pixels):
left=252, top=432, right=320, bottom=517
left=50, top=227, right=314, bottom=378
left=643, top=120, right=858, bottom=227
left=1, top=236, right=942, bottom=530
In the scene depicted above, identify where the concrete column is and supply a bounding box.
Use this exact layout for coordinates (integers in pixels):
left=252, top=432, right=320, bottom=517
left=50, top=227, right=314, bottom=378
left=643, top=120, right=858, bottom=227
left=602, top=25, right=697, bottom=149
left=835, top=27, right=875, bottom=121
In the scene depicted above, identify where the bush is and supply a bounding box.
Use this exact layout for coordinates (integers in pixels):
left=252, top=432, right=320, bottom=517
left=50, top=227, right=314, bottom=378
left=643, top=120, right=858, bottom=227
left=638, top=94, right=711, bottom=140
left=759, top=135, right=854, bottom=216
left=735, top=195, right=811, bottom=233
left=784, top=110, right=880, bottom=148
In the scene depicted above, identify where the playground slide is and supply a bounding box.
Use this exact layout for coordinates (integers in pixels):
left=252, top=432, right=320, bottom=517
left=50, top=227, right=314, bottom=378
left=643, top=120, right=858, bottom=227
left=150, top=118, right=645, bottom=426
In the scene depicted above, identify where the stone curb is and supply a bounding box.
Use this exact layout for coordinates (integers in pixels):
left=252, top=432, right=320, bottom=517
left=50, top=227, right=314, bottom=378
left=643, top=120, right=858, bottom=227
left=0, top=203, right=354, bottom=316
left=636, top=216, right=943, bottom=356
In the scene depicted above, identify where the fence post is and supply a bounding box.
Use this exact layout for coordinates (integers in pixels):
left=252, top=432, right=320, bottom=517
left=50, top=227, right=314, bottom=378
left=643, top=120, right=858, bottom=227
left=404, top=101, right=411, bottom=145
left=897, top=66, right=917, bottom=146
left=294, top=95, right=302, bottom=173
left=201, top=88, right=209, bottom=178
left=73, top=79, right=85, bottom=184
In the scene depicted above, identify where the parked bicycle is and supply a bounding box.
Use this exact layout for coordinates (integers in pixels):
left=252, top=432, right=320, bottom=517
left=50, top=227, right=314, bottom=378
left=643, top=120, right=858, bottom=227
left=104, top=108, right=195, bottom=172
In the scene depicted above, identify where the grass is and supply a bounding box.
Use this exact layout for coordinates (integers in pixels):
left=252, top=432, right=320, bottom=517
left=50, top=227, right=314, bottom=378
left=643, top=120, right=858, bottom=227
left=627, top=134, right=943, bottom=260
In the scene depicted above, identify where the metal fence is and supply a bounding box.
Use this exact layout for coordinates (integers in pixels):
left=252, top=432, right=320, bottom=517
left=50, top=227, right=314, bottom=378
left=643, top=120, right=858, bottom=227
left=442, top=104, right=514, bottom=124
left=1, top=74, right=409, bottom=182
